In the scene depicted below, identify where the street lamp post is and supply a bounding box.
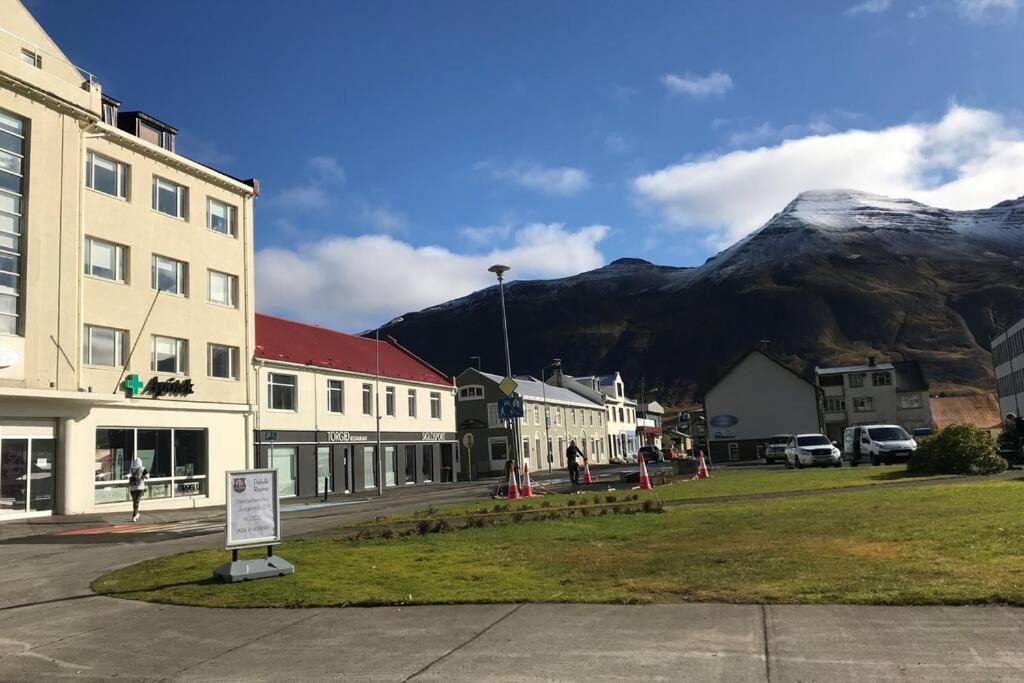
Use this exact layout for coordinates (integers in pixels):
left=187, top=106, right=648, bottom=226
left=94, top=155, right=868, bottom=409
left=488, top=264, right=520, bottom=468
left=376, top=316, right=404, bottom=496
left=639, top=385, right=659, bottom=448
left=540, top=359, right=562, bottom=474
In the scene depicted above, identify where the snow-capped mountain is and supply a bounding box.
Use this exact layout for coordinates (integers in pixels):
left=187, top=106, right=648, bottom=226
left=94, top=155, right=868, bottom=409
left=386, top=191, right=1024, bottom=405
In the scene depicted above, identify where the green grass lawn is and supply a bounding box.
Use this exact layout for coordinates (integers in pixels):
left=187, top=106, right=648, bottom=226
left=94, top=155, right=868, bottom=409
left=94, top=477, right=1024, bottom=608
left=378, top=465, right=951, bottom=523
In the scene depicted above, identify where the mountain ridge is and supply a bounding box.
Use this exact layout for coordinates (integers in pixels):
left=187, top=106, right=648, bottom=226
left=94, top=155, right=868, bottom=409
left=386, top=190, right=1024, bottom=406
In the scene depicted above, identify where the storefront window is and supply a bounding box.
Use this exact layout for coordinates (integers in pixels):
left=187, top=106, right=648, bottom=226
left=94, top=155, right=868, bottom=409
left=30, top=439, right=54, bottom=512
left=405, top=445, right=416, bottom=483
left=384, top=445, right=397, bottom=487
left=270, top=446, right=297, bottom=497
left=94, top=428, right=209, bottom=503
left=422, top=445, right=434, bottom=482
left=362, top=445, right=376, bottom=489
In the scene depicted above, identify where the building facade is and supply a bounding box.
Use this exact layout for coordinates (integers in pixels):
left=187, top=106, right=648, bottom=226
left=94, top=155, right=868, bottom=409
left=992, top=318, right=1024, bottom=420
left=0, top=0, right=258, bottom=520
left=636, top=401, right=664, bottom=449
left=455, top=369, right=607, bottom=478
left=553, top=371, right=639, bottom=460
left=816, top=358, right=932, bottom=442
left=705, top=351, right=822, bottom=462
left=253, top=315, right=458, bottom=498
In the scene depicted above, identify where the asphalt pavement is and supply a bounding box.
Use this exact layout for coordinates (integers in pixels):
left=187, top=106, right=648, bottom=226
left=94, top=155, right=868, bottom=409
left=2, top=468, right=1024, bottom=681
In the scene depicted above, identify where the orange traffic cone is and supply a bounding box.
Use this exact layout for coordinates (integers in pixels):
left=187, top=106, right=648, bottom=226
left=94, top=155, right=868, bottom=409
left=521, top=460, right=534, bottom=497
left=507, top=460, right=521, bottom=500
left=693, top=451, right=710, bottom=480
left=639, top=454, right=653, bottom=490
left=582, top=459, right=593, bottom=484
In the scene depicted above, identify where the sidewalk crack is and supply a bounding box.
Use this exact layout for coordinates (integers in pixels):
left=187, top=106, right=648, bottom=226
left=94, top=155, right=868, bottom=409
left=761, top=604, right=772, bottom=682
left=405, top=603, right=524, bottom=681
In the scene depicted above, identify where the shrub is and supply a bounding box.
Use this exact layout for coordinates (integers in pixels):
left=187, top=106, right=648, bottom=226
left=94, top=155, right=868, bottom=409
left=641, top=499, right=665, bottom=513
left=540, top=501, right=552, bottom=509
left=379, top=528, right=397, bottom=540
left=567, top=499, right=577, bottom=507
left=605, top=494, right=618, bottom=503
left=434, top=519, right=451, bottom=533
left=416, top=519, right=433, bottom=535
left=908, top=423, right=1007, bottom=475
left=592, top=495, right=601, bottom=505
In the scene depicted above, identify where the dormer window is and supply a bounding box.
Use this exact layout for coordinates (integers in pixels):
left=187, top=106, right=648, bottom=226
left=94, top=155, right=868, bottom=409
left=139, top=120, right=173, bottom=151
left=117, top=112, right=177, bottom=152
left=101, top=95, right=120, bottom=126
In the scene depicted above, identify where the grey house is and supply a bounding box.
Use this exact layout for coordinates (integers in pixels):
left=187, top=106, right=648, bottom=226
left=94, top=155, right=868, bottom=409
left=455, top=369, right=608, bottom=478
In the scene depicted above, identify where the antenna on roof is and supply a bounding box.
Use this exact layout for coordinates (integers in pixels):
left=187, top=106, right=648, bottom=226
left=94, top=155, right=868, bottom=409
left=760, top=339, right=772, bottom=354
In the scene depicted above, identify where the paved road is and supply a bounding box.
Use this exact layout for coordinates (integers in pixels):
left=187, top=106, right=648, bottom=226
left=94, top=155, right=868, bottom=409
left=3, top=473, right=1024, bottom=681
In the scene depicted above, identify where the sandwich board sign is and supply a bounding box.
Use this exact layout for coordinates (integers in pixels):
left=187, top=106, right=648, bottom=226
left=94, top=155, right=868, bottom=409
left=214, top=468, right=294, bottom=582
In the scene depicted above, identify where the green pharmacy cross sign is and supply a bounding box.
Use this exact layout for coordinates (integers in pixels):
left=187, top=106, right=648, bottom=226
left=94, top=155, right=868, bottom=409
left=123, top=373, right=144, bottom=397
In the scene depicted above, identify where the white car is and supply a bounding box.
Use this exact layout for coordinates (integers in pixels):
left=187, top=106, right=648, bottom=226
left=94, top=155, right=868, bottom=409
left=785, top=434, right=842, bottom=469
left=843, top=425, right=917, bottom=466
left=764, top=434, right=791, bottom=465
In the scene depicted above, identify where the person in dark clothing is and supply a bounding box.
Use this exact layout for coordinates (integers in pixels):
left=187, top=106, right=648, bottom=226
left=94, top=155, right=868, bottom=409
left=566, top=440, right=584, bottom=484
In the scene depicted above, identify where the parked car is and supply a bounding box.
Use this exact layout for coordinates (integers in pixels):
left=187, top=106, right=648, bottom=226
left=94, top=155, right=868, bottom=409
left=661, top=446, right=680, bottom=460
left=765, top=434, right=792, bottom=465
left=843, top=425, right=917, bottom=466
left=609, top=455, right=627, bottom=465
left=638, top=446, right=664, bottom=463
left=785, top=434, right=842, bottom=469
left=912, top=427, right=933, bottom=440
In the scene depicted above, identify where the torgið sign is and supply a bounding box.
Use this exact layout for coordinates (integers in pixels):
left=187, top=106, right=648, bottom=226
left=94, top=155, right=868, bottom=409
left=224, top=468, right=281, bottom=550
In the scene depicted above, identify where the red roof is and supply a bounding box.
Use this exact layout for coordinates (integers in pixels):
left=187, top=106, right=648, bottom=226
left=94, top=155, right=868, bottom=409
left=255, top=313, right=452, bottom=387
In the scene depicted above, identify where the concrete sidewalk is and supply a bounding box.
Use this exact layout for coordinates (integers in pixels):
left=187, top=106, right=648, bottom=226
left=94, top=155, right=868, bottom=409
left=2, top=598, right=1024, bottom=681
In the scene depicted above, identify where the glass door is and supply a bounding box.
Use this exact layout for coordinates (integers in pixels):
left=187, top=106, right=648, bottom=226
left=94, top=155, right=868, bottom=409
left=0, top=439, right=28, bottom=517
left=30, top=439, right=55, bottom=512
left=316, top=446, right=331, bottom=494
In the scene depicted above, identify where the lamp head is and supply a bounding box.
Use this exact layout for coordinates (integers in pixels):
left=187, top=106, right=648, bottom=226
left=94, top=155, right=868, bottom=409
left=488, top=264, right=511, bottom=278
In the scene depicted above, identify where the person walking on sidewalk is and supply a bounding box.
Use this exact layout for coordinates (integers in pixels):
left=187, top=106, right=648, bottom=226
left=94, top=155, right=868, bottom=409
left=566, top=440, right=584, bottom=485
left=127, top=455, right=148, bottom=523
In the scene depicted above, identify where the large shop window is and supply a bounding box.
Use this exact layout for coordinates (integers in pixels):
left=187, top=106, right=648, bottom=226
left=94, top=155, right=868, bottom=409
left=362, top=445, right=377, bottom=489
left=404, top=445, right=416, bottom=483
left=0, top=109, right=25, bottom=336
left=384, top=445, right=397, bottom=487
left=270, top=446, right=297, bottom=497
left=422, top=445, right=434, bottom=482
left=94, top=428, right=207, bottom=503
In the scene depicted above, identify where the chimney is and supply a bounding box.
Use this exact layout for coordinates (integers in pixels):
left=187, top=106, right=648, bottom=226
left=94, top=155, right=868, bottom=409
left=868, top=355, right=876, bottom=367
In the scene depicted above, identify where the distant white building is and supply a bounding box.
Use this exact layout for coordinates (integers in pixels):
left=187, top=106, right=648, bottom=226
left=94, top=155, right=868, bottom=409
left=993, top=318, right=1024, bottom=419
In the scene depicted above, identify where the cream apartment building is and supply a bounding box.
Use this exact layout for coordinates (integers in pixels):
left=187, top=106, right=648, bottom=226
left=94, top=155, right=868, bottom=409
left=254, top=314, right=458, bottom=497
left=0, top=0, right=257, bottom=519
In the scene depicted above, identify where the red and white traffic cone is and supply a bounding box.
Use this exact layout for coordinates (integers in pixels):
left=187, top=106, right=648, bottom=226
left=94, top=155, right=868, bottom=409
left=506, top=460, right=521, bottom=500
left=582, top=459, right=593, bottom=484
left=693, top=451, right=710, bottom=480
left=639, top=454, right=653, bottom=490
left=521, top=460, right=534, bottom=497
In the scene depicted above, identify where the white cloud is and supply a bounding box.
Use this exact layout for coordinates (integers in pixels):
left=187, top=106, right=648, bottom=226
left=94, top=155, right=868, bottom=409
left=459, top=224, right=513, bottom=245
left=661, top=71, right=733, bottom=98
left=845, top=0, right=893, bottom=15
left=307, top=155, right=346, bottom=184
left=358, top=201, right=409, bottom=233
left=956, top=0, right=1018, bottom=20
left=633, top=105, right=1024, bottom=248
left=604, top=133, right=631, bottom=155
left=477, top=161, right=592, bottom=196
left=272, top=184, right=329, bottom=210
left=256, top=223, right=611, bottom=331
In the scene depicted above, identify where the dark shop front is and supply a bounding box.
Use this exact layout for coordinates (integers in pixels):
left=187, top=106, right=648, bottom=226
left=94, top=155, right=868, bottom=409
left=253, top=430, right=459, bottom=498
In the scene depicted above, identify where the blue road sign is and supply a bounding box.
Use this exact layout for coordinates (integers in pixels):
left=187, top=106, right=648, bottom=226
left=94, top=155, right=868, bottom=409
left=498, top=395, right=524, bottom=419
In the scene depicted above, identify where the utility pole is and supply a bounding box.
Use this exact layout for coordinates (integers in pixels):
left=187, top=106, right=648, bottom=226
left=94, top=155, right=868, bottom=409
left=488, top=264, right=519, bottom=468
left=541, top=359, right=561, bottom=474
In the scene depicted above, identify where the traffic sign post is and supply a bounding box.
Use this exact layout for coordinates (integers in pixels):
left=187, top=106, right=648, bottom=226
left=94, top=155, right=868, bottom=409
left=498, top=394, right=524, bottom=419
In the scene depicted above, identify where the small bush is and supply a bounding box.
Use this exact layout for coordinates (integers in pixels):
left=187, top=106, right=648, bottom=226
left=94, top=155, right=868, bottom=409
left=492, top=503, right=510, bottom=513
left=567, top=499, right=577, bottom=507
left=379, top=528, right=397, bottom=540
left=434, top=519, right=451, bottom=533
left=592, top=495, right=601, bottom=505
left=512, top=512, right=525, bottom=523
left=540, top=501, right=552, bottom=509
left=605, top=494, right=618, bottom=503
left=908, top=423, right=1007, bottom=475
left=416, top=519, right=433, bottom=535
left=641, top=499, right=665, bottom=513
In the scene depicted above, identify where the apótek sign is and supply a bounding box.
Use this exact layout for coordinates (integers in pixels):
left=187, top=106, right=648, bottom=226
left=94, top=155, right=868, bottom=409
left=123, top=373, right=195, bottom=399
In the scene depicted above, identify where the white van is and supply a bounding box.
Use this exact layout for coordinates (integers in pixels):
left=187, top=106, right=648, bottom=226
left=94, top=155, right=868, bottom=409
left=843, top=425, right=918, bottom=466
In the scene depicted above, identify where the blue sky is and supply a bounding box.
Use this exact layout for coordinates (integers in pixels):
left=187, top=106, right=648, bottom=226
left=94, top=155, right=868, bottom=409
left=29, top=0, right=1024, bottom=330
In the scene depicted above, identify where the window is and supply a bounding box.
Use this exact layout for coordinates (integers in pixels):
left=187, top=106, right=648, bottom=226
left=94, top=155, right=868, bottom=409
left=270, top=446, right=297, bottom=497
left=94, top=428, right=207, bottom=503
left=488, top=437, right=508, bottom=462
left=152, top=177, right=187, bottom=218
left=824, top=397, right=846, bottom=413
left=899, top=393, right=923, bottom=410
left=422, top=445, right=434, bottom=482
left=405, top=445, right=417, bottom=483
left=848, top=374, right=865, bottom=388
left=534, top=404, right=540, bottom=426
left=598, top=413, right=603, bottom=427
left=207, top=197, right=237, bottom=236
left=207, top=343, right=239, bottom=380
left=819, top=374, right=843, bottom=387
left=84, top=237, right=127, bottom=282
left=20, top=49, right=41, bottom=68
left=430, top=392, right=441, bottom=419
left=487, top=402, right=499, bottom=428
left=152, top=255, right=187, bottom=296
left=589, top=411, right=594, bottom=426
left=327, top=379, right=344, bottom=413
left=556, top=407, right=562, bottom=426
left=268, top=373, right=297, bottom=411
left=458, top=385, right=484, bottom=400
left=207, top=270, right=237, bottom=307
left=152, top=335, right=187, bottom=374
left=872, top=372, right=892, bottom=387
left=85, top=151, right=128, bottom=198
left=102, top=101, right=118, bottom=126
left=408, top=389, right=417, bottom=417
left=82, top=325, right=126, bottom=367
left=0, top=109, right=25, bottom=336
left=140, top=121, right=174, bottom=151
left=572, top=409, right=577, bottom=426
left=362, top=383, right=373, bottom=415
left=617, top=383, right=623, bottom=397
left=386, top=386, right=396, bottom=416
left=853, top=396, right=874, bottom=412
left=619, top=407, right=624, bottom=421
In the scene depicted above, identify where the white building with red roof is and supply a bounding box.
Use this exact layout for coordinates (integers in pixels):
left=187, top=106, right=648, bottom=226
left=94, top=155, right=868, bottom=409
left=254, top=314, right=458, bottom=497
